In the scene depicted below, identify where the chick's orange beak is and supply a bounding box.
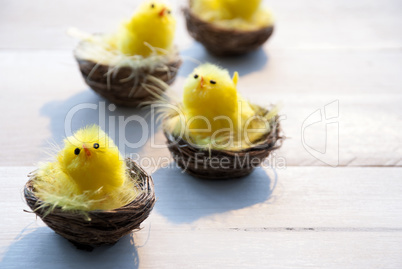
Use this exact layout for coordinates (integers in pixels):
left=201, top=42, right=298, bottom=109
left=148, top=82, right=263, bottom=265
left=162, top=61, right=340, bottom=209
left=200, top=77, right=205, bottom=88
left=82, top=144, right=91, bottom=157
left=159, top=7, right=166, bottom=17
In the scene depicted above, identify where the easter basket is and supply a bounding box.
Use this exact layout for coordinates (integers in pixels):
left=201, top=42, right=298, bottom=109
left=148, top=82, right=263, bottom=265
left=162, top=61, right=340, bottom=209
left=183, top=6, right=274, bottom=56
left=74, top=39, right=182, bottom=107
left=24, top=158, right=155, bottom=250
left=164, top=107, right=283, bottom=179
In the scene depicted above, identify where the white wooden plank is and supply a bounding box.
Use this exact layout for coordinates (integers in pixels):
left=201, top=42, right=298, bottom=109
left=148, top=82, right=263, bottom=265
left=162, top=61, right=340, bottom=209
left=0, top=0, right=191, bottom=50
left=0, top=51, right=401, bottom=167
left=1, top=0, right=401, bottom=267
left=150, top=166, right=402, bottom=227
left=1, top=227, right=402, bottom=269
left=1, top=0, right=401, bottom=50
left=1, top=166, right=402, bottom=268
left=269, top=93, right=402, bottom=167
left=2, top=166, right=402, bottom=232
left=268, top=0, right=402, bottom=50
left=2, top=49, right=401, bottom=95
left=182, top=47, right=402, bottom=94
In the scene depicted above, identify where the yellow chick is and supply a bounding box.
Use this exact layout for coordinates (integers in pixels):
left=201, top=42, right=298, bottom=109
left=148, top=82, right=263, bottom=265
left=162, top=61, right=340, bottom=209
left=192, top=0, right=261, bottom=20
left=191, top=0, right=273, bottom=31
left=112, top=0, right=176, bottom=57
left=56, top=125, right=126, bottom=195
left=34, top=125, right=135, bottom=211
left=183, top=63, right=241, bottom=136
left=165, top=64, right=278, bottom=149
left=219, top=0, right=262, bottom=19
left=191, top=0, right=221, bottom=21
left=174, top=63, right=267, bottom=148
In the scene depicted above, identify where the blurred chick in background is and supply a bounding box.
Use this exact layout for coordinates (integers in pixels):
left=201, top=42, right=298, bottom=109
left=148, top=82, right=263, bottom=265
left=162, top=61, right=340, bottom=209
left=191, top=0, right=272, bottom=30
left=166, top=63, right=277, bottom=149
left=110, top=0, right=176, bottom=57
left=34, top=125, right=138, bottom=211
left=192, top=0, right=261, bottom=19
left=220, top=0, right=262, bottom=19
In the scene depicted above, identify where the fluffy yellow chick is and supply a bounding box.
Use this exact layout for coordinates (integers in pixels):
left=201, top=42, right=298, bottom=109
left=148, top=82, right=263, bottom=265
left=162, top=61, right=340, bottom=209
left=111, top=0, right=176, bottom=57
left=191, top=0, right=272, bottom=30
left=167, top=63, right=271, bottom=149
left=34, top=125, right=137, bottom=211
left=191, top=0, right=221, bottom=21
left=183, top=63, right=244, bottom=136
left=57, top=125, right=126, bottom=195
left=192, top=0, right=261, bottom=19
left=220, top=0, right=262, bottom=19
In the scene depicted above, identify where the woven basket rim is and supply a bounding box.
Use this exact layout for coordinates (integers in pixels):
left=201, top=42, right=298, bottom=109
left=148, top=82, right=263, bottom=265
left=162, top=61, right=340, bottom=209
left=74, top=42, right=182, bottom=71
left=24, top=158, right=155, bottom=216
left=164, top=128, right=280, bottom=157
left=163, top=106, right=283, bottom=179
left=163, top=106, right=283, bottom=156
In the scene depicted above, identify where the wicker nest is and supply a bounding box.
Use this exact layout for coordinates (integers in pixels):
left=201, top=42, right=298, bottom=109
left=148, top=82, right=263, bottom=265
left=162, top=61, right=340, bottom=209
left=164, top=109, right=283, bottom=179
left=74, top=41, right=182, bottom=107
left=24, top=159, right=155, bottom=250
left=183, top=7, right=274, bottom=56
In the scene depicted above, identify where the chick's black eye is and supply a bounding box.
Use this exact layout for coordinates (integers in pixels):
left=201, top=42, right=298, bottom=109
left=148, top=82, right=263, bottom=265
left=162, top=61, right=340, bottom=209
left=93, top=143, right=100, bottom=149
left=210, top=80, right=216, bottom=84
left=168, top=10, right=171, bottom=14
left=74, top=148, right=80, bottom=155
left=194, top=74, right=199, bottom=79
left=151, top=3, right=155, bottom=8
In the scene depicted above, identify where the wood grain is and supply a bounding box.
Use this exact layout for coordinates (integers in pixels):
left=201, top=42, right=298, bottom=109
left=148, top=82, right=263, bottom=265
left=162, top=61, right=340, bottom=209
left=1, top=166, right=401, bottom=268
left=0, top=51, right=401, bottom=166
left=1, top=0, right=401, bottom=50
left=1, top=0, right=402, bottom=267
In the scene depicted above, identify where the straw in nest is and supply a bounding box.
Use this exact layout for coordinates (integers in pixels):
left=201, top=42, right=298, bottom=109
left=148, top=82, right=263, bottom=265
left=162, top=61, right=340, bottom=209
left=24, top=159, right=155, bottom=251
left=183, top=7, right=274, bottom=56
left=164, top=110, right=283, bottom=179
left=74, top=40, right=182, bottom=107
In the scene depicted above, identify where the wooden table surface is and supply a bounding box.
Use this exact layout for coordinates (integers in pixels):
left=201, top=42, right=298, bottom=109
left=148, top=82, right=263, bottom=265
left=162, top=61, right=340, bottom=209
left=1, top=0, right=401, bottom=268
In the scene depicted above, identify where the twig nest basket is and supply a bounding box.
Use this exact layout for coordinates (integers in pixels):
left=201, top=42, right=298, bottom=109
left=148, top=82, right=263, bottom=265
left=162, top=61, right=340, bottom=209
left=183, top=7, right=274, bottom=56
left=164, top=109, right=283, bottom=179
left=74, top=38, right=182, bottom=107
left=24, top=159, right=155, bottom=250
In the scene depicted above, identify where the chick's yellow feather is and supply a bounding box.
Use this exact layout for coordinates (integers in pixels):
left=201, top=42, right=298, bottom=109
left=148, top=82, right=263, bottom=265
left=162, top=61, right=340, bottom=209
left=111, top=0, right=176, bottom=57
left=34, top=125, right=139, bottom=211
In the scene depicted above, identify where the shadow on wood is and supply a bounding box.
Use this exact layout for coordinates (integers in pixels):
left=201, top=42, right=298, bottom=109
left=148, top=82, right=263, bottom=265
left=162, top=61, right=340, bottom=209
left=152, top=166, right=277, bottom=223
left=178, top=42, right=269, bottom=77
left=39, top=90, right=160, bottom=158
left=1, top=227, right=139, bottom=269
